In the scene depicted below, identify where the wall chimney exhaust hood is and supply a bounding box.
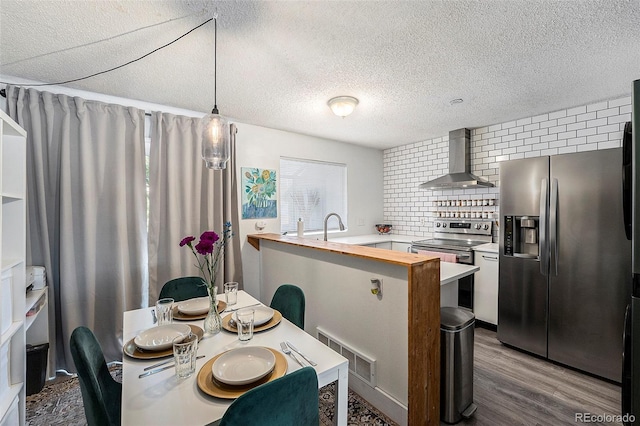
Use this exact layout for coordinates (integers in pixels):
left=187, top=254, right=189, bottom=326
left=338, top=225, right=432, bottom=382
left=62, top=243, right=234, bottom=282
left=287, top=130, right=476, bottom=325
left=419, top=128, right=494, bottom=190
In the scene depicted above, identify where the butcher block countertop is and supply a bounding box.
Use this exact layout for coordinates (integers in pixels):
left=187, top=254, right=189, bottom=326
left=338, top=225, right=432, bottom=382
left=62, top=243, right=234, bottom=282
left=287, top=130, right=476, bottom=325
left=247, top=233, right=434, bottom=267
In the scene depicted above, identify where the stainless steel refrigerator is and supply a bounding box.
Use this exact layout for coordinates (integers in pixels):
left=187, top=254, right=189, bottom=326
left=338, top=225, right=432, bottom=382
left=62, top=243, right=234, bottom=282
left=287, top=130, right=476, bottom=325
left=498, top=148, right=631, bottom=382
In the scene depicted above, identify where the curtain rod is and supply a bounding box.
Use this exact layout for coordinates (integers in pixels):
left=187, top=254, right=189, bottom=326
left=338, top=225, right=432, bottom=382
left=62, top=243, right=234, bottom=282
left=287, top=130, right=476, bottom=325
left=1, top=88, right=152, bottom=117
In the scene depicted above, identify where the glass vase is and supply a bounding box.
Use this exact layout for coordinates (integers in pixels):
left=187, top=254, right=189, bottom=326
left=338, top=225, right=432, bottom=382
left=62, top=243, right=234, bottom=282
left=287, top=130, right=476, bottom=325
left=204, top=286, right=222, bottom=335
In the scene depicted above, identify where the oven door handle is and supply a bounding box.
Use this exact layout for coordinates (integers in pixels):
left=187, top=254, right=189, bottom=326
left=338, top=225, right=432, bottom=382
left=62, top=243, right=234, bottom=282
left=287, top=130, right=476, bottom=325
left=456, top=253, right=471, bottom=262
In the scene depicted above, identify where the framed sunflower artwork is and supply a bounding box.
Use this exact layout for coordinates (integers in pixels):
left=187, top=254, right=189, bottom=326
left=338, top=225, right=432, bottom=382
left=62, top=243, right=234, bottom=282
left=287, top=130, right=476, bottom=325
left=241, top=167, right=277, bottom=219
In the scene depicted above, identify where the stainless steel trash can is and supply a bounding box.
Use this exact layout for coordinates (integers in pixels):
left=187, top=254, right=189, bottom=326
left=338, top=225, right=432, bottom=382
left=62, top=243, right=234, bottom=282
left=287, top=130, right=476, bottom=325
left=440, top=307, right=477, bottom=424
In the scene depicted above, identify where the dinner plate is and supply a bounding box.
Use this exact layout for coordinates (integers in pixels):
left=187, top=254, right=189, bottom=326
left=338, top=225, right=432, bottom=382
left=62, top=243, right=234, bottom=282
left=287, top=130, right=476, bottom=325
left=212, top=346, right=276, bottom=385
left=177, top=297, right=210, bottom=315
left=123, top=325, right=204, bottom=359
left=133, top=324, right=191, bottom=351
left=197, top=348, right=287, bottom=399
left=172, top=300, right=227, bottom=321
left=222, top=310, right=282, bottom=333
left=232, top=306, right=274, bottom=326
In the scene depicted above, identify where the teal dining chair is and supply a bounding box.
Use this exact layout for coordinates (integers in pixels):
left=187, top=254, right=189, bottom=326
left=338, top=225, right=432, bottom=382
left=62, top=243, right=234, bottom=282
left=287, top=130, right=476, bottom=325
left=158, top=276, right=208, bottom=302
left=269, top=284, right=305, bottom=329
left=217, top=367, right=319, bottom=426
left=69, top=326, right=122, bottom=426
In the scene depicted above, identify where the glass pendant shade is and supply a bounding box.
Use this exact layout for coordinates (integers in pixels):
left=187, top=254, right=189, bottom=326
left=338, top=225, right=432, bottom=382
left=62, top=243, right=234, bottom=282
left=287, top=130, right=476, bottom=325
left=201, top=111, right=230, bottom=170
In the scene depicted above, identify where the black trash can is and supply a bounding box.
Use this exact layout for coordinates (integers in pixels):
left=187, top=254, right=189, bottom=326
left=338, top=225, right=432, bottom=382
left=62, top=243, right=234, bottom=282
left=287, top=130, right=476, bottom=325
left=440, top=307, right=477, bottom=424
left=26, top=342, right=49, bottom=396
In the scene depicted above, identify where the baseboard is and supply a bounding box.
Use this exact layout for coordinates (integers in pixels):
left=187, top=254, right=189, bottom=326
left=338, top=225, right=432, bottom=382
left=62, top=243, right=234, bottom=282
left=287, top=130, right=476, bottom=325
left=475, top=319, right=497, bottom=331
left=348, top=372, right=408, bottom=426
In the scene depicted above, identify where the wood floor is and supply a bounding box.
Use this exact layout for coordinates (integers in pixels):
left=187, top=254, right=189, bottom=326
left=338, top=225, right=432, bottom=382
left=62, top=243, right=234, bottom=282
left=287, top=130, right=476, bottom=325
left=453, top=327, right=622, bottom=426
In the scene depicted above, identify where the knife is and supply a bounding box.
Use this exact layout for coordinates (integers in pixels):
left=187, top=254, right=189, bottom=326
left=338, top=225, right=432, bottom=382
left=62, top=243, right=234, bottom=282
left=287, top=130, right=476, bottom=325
left=286, top=341, right=317, bottom=366
left=138, top=355, right=205, bottom=378
left=222, top=302, right=261, bottom=313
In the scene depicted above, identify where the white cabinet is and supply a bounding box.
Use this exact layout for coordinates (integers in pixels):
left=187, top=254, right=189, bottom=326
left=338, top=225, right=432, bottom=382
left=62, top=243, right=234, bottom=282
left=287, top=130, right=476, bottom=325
left=391, top=242, right=411, bottom=253
left=0, top=110, right=26, bottom=426
left=473, top=250, right=499, bottom=325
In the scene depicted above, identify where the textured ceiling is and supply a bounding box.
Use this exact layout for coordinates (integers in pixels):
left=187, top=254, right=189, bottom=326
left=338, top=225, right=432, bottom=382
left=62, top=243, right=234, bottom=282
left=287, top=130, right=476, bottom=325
left=1, top=0, right=639, bottom=149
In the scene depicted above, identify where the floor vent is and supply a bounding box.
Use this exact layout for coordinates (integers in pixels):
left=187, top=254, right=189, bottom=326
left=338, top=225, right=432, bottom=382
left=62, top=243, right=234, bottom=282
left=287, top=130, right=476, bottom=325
left=317, top=327, right=376, bottom=387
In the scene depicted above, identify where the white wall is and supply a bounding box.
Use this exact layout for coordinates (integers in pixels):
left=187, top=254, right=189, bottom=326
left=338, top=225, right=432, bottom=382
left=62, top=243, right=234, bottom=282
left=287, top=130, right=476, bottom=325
left=383, top=95, right=632, bottom=240
left=236, top=123, right=384, bottom=299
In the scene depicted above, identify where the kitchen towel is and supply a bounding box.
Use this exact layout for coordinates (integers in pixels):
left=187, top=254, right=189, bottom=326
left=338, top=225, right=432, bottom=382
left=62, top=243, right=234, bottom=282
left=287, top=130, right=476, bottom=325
left=417, top=250, right=458, bottom=263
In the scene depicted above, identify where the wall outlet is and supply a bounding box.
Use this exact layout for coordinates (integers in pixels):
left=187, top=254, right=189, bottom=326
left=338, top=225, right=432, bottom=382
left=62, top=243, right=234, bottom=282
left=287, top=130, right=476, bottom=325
left=357, top=218, right=365, bottom=226
left=419, top=217, right=425, bottom=225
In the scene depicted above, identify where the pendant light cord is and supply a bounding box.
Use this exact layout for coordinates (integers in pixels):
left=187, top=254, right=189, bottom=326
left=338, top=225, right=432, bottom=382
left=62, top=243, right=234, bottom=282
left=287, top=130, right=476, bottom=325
left=212, top=16, right=219, bottom=114
left=0, top=17, right=213, bottom=96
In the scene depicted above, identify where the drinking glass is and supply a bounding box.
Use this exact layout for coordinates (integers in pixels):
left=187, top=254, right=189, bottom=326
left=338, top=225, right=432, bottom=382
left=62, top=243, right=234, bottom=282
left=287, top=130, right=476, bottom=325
left=156, top=298, right=174, bottom=325
left=224, top=282, right=238, bottom=306
left=236, top=308, right=255, bottom=341
left=173, top=333, right=198, bottom=379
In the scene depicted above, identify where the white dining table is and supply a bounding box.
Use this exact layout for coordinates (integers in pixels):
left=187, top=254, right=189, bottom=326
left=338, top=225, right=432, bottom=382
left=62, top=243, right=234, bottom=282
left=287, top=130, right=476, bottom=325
left=121, top=291, right=349, bottom=426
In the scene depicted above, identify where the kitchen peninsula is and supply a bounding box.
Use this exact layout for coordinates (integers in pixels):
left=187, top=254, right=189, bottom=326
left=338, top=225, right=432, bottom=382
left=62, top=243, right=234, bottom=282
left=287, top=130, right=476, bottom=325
left=247, top=233, right=478, bottom=425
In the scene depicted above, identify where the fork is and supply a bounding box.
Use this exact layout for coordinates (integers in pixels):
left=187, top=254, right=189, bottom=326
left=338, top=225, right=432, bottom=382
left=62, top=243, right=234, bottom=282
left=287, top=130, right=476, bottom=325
left=280, top=342, right=305, bottom=367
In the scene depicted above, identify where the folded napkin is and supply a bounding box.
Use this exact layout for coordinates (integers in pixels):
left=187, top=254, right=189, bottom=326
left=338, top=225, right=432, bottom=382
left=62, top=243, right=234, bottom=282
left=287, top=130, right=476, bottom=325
left=417, top=250, right=458, bottom=263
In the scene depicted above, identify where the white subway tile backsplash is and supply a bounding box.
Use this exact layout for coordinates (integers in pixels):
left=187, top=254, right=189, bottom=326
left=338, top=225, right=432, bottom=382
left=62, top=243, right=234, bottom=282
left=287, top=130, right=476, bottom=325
left=549, top=140, right=567, bottom=149
left=532, top=128, right=549, bottom=137
left=516, top=117, right=532, bottom=126
left=557, top=116, right=576, bottom=126
left=567, top=136, right=586, bottom=146
left=566, top=121, right=586, bottom=132
left=578, top=111, right=597, bottom=122
left=587, top=133, right=608, bottom=143
left=540, top=133, right=558, bottom=143
left=609, top=114, right=631, bottom=124
left=597, top=123, right=620, bottom=134
left=558, top=145, right=578, bottom=154
left=599, top=140, right=621, bottom=150
left=597, top=107, right=619, bottom=119
left=548, top=110, right=567, bottom=120
left=548, top=125, right=565, bottom=134
left=609, top=96, right=631, bottom=108
left=532, top=113, right=549, bottom=123
left=587, top=101, right=609, bottom=112
left=577, top=127, right=597, bottom=138
left=382, top=94, right=629, bottom=238
left=586, top=117, right=608, bottom=128
left=567, top=105, right=587, bottom=116
left=558, top=131, right=577, bottom=140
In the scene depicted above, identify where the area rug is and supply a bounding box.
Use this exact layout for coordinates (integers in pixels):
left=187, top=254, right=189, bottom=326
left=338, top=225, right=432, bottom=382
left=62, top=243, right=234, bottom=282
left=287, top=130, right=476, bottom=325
left=26, top=364, right=397, bottom=426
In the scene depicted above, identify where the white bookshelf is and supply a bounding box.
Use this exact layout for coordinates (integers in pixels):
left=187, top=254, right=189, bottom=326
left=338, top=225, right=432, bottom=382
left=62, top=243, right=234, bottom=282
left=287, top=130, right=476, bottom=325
left=0, top=109, right=26, bottom=426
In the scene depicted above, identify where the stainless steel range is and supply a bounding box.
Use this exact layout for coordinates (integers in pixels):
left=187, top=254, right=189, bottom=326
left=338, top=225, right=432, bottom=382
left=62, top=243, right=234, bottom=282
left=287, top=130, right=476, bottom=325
left=411, top=219, right=493, bottom=309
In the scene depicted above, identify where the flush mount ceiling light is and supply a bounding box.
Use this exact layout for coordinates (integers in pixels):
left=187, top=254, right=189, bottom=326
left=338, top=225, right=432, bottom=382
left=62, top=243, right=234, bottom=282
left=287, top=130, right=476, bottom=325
left=201, top=14, right=231, bottom=170
left=328, top=96, right=359, bottom=117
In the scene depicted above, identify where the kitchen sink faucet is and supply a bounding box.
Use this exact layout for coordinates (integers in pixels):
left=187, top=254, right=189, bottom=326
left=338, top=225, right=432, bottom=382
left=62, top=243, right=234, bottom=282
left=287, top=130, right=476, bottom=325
left=323, top=213, right=345, bottom=241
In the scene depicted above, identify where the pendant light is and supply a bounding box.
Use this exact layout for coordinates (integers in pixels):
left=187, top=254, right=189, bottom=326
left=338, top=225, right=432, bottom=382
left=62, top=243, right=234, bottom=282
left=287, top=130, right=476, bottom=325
left=201, top=15, right=230, bottom=170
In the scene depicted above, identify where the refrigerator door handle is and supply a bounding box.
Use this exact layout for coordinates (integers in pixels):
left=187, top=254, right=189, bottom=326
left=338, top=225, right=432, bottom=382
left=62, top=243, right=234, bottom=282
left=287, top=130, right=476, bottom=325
left=540, top=178, right=549, bottom=276
left=550, top=178, right=559, bottom=276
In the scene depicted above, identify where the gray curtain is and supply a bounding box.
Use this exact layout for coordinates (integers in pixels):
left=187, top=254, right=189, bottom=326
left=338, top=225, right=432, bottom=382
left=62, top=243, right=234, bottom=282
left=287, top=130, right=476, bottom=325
left=7, top=85, right=148, bottom=370
left=148, top=112, right=242, bottom=303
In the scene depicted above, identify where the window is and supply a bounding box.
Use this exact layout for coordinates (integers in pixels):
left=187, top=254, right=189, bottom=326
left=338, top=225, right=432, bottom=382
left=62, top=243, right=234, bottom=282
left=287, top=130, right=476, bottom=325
left=280, top=157, right=348, bottom=234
